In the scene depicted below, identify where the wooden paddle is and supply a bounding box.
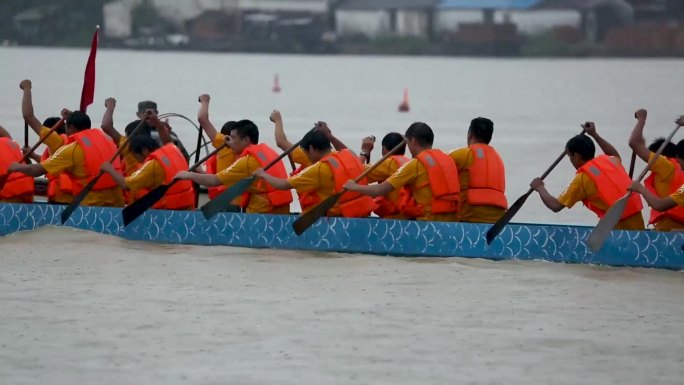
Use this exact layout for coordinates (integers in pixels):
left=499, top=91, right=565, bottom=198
left=292, top=139, right=407, bottom=236
left=486, top=127, right=586, bottom=245
left=0, top=118, right=64, bottom=191
left=586, top=123, right=682, bottom=252
left=24, top=121, right=30, bottom=164
left=200, top=132, right=313, bottom=220
left=628, top=151, right=637, bottom=178
left=60, top=119, right=148, bottom=224
left=122, top=145, right=227, bottom=226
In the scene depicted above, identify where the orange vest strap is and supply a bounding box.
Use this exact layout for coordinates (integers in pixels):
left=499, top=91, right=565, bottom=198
left=241, top=143, right=293, bottom=209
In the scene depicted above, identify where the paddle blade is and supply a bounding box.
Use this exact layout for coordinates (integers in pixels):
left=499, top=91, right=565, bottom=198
left=292, top=192, right=342, bottom=236
left=122, top=182, right=175, bottom=226
left=486, top=190, right=532, bottom=245
left=61, top=176, right=100, bottom=224
left=200, top=176, right=255, bottom=220
left=586, top=194, right=630, bottom=252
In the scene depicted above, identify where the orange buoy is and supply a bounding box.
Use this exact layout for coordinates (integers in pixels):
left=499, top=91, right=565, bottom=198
left=272, top=74, right=281, bottom=93
left=398, top=88, right=409, bottom=112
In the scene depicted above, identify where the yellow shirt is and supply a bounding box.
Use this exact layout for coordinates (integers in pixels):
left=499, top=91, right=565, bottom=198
left=291, top=146, right=312, bottom=168
left=212, top=133, right=237, bottom=172
left=670, top=183, right=684, bottom=206
left=646, top=153, right=683, bottom=231
left=38, top=126, right=71, bottom=203
left=217, top=155, right=289, bottom=214
left=125, top=159, right=166, bottom=195
left=366, top=157, right=409, bottom=219
left=41, top=141, right=124, bottom=207
left=118, top=136, right=140, bottom=176
left=558, top=170, right=644, bottom=230
left=386, top=158, right=457, bottom=222
left=449, top=147, right=506, bottom=224
left=39, top=125, right=66, bottom=155
left=287, top=161, right=336, bottom=213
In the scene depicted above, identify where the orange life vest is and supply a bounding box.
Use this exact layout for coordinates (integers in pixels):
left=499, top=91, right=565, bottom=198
left=240, top=143, right=293, bottom=210
left=40, top=134, right=71, bottom=202
left=144, top=144, right=196, bottom=210
left=373, top=155, right=412, bottom=218
left=644, top=157, right=684, bottom=225
left=62, top=129, right=122, bottom=195
left=400, top=149, right=460, bottom=217
left=0, top=138, right=34, bottom=202
left=205, top=154, right=226, bottom=200
left=299, top=149, right=376, bottom=218
left=578, top=155, right=643, bottom=219
left=465, top=144, right=508, bottom=209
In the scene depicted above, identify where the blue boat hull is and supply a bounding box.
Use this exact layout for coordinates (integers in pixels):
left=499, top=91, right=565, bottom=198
left=1, top=203, right=682, bottom=269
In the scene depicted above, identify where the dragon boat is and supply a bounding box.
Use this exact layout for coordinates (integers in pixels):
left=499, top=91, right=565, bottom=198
left=0, top=202, right=682, bottom=270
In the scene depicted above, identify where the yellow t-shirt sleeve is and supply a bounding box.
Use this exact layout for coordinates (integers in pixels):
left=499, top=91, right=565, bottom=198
left=125, top=159, right=164, bottom=192
left=290, top=147, right=312, bottom=167
left=213, top=133, right=226, bottom=149
left=39, top=125, right=66, bottom=154
left=449, top=147, right=473, bottom=170
left=41, top=142, right=77, bottom=175
left=119, top=136, right=140, bottom=174
left=216, top=156, right=256, bottom=187
left=670, top=184, right=684, bottom=206
left=649, top=152, right=675, bottom=181
left=366, top=158, right=396, bottom=183
left=558, top=173, right=587, bottom=208
left=287, top=163, right=323, bottom=193
left=386, top=159, right=419, bottom=189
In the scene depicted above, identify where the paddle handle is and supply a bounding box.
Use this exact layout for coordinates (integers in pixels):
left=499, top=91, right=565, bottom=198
left=352, top=139, right=407, bottom=184
left=262, top=128, right=315, bottom=171
left=628, top=151, right=637, bottom=178
left=20, top=118, right=64, bottom=163
left=634, top=124, right=681, bottom=183
left=188, top=144, right=225, bottom=172
left=108, top=118, right=149, bottom=163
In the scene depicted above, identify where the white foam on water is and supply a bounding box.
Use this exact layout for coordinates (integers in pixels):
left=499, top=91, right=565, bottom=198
left=1, top=227, right=682, bottom=384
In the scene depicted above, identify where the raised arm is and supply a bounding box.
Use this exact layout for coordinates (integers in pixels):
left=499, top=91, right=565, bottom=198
left=271, top=110, right=293, bottom=150
left=197, top=94, right=218, bottom=139
left=584, top=122, right=620, bottom=159
left=101, top=97, right=122, bottom=144
left=146, top=111, right=173, bottom=145
left=628, top=109, right=651, bottom=162
left=20, top=80, right=43, bottom=133
left=316, top=121, right=348, bottom=151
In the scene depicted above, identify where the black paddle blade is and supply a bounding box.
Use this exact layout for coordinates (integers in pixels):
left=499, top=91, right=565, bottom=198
left=486, top=190, right=533, bottom=245
left=122, top=182, right=175, bottom=226
left=200, top=176, right=255, bottom=220
left=586, top=193, right=630, bottom=252
left=292, top=192, right=342, bottom=236
left=61, top=176, right=100, bottom=224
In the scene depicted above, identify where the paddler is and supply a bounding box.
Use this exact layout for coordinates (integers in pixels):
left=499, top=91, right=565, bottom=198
left=175, top=120, right=292, bottom=214
left=343, top=122, right=460, bottom=221
left=448, top=117, right=508, bottom=223
left=99, top=116, right=195, bottom=211
left=254, top=129, right=376, bottom=218
left=530, top=122, right=644, bottom=230
left=0, top=125, right=34, bottom=203
left=19, top=79, right=70, bottom=203
left=8, top=109, right=125, bottom=207
left=628, top=109, right=684, bottom=230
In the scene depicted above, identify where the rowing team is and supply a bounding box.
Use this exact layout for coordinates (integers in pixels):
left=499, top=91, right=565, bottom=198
left=1, top=80, right=683, bottom=231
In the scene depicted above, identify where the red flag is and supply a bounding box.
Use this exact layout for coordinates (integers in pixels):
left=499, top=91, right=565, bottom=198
left=79, top=26, right=99, bottom=113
